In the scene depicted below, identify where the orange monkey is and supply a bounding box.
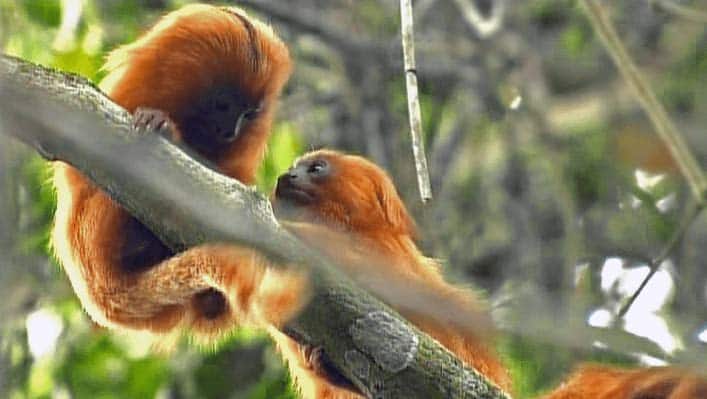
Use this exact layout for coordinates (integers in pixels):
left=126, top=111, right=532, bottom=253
left=270, top=151, right=706, bottom=399
left=266, top=150, right=511, bottom=398
left=51, top=4, right=292, bottom=340
left=49, top=4, right=507, bottom=395
left=543, top=364, right=707, bottom=399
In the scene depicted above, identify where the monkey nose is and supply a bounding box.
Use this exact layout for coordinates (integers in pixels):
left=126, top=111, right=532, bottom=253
left=276, top=173, right=291, bottom=189
left=276, top=170, right=300, bottom=192
left=282, top=166, right=304, bottom=180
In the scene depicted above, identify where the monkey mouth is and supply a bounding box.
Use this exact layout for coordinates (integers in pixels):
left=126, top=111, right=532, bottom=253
left=275, top=185, right=315, bottom=205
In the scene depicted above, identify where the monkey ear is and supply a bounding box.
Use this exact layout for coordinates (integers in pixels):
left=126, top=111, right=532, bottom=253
left=376, top=177, right=417, bottom=237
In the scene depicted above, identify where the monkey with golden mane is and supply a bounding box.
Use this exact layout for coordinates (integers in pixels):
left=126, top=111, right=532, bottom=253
left=48, top=4, right=704, bottom=398
left=543, top=364, right=706, bottom=399
left=51, top=4, right=292, bottom=339
left=264, top=151, right=706, bottom=399
left=49, top=4, right=508, bottom=395
left=266, top=149, right=512, bottom=397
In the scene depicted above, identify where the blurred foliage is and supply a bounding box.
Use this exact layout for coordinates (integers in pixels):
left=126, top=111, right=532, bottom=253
left=17, top=156, right=55, bottom=257
left=1, top=0, right=707, bottom=398
left=56, top=334, right=169, bottom=399
left=256, top=123, right=304, bottom=193
left=661, top=35, right=707, bottom=113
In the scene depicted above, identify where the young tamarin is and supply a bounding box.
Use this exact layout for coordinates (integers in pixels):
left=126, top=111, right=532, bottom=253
left=267, top=149, right=512, bottom=398
left=51, top=4, right=292, bottom=340
left=267, top=151, right=706, bottom=399
left=542, top=364, right=707, bottom=399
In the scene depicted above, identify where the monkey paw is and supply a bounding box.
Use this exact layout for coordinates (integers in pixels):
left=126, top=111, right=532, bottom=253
left=132, top=107, right=178, bottom=140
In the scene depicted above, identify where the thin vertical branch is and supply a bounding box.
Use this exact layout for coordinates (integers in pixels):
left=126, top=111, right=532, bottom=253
left=400, top=0, right=433, bottom=202
left=580, top=0, right=707, bottom=203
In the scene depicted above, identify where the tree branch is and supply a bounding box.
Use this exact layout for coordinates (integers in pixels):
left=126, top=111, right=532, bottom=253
left=617, top=200, right=704, bottom=318
left=580, top=0, right=707, bottom=202
left=653, top=0, right=707, bottom=24
left=239, top=0, right=478, bottom=82
left=400, top=0, right=433, bottom=202
left=0, top=54, right=510, bottom=399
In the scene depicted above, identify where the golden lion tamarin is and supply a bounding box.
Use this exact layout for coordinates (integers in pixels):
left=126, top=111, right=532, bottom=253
left=542, top=364, right=707, bottom=399
left=267, top=150, right=512, bottom=397
left=51, top=4, right=292, bottom=339
left=269, top=151, right=706, bottom=399
left=45, top=4, right=703, bottom=399
left=48, top=4, right=507, bottom=395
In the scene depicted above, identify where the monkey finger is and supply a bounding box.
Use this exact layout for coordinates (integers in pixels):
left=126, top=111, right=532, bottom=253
left=132, top=107, right=178, bottom=140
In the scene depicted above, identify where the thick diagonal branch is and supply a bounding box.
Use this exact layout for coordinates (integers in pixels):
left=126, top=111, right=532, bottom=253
left=0, top=54, right=510, bottom=399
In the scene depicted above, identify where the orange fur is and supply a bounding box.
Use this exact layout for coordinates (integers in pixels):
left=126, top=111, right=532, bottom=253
left=267, top=150, right=512, bottom=397
left=51, top=4, right=292, bottom=341
left=49, top=6, right=506, bottom=396
left=265, top=151, right=706, bottom=398
left=543, top=364, right=707, bottom=399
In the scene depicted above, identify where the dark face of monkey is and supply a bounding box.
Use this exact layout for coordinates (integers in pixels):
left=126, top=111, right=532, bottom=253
left=273, top=150, right=416, bottom=237
left=178, top=86, right=262, bottom=157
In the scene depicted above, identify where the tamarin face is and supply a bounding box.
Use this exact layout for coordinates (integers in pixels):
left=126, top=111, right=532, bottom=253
left=172, top=6, right=275, bottom=158
left=273, top=150, right=416, bottom=237
left=178, top=85, right=263, bottom=157
left=101, top=4, right=292, bottom=180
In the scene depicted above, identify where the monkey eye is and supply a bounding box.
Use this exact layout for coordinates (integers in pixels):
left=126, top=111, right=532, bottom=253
left=307, top=160, right=328, bottom=175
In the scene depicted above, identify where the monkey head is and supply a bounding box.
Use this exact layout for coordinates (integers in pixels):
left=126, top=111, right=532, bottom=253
left=273, top=150, right=416, bottom=237
left=101, top=4, right=292, bottom=182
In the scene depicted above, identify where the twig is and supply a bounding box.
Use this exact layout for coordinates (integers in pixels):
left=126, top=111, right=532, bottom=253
left=580, top=0, right=707, bottom=203
left=400, top=0, right=433, bottom=202
left=618, top=200, right=704, bottom=318
left=653, top=0, right=707, bottom=24
left=240, top=0, right=481, bottom=81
